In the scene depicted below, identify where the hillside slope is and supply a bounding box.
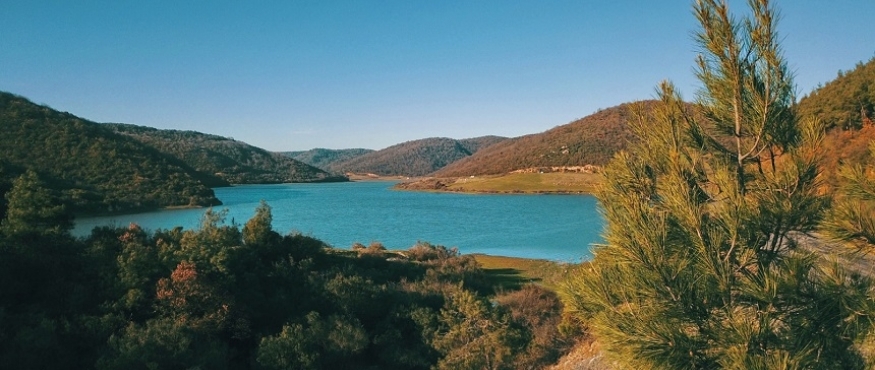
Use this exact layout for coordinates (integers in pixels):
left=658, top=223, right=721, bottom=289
left=107, top=124, right=347, bottom=184
left=0, top=92, right=221, bottom=214
left=797, top=57, right=875, bottom=179
left=281, top=148, right=374, bottom=171
left=329, top=136, right=507, bottom=176
left=434, top=102, right=649, bottom=177
left=798, top=56, right=875, bottom=131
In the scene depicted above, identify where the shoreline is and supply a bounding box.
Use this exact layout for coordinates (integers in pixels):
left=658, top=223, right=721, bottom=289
left=393, top=173, right=602, bottom=195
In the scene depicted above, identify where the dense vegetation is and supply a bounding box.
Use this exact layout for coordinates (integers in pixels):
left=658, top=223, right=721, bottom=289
left=434, top=104, right=646, bottom=177
left=5, top=1, right=875, bottom=368
left=281, top=148, right=374, bottom=172
left=795, top=57, right=875, bottom=181
left=798, top=56, right=875, bottom=131
left=0, top=168, right=572, bottom=369
left=108, top=123, right=347, bottom=184
left=560, top=1, right=875, bottom=368
left=0, top=92, right=221, bottom=214
left=329, top=136, right=507, bottom=177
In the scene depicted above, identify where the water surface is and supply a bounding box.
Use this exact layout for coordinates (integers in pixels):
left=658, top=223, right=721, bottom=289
left=75, top=181, right=603, bottom=262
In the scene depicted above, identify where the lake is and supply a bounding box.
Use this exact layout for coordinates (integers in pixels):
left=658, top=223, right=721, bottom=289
left=74, top=181, right=604, bottom=262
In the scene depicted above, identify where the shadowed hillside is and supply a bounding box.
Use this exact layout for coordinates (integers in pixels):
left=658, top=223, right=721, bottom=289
left=0, top=92, right=221, bottom=214
left=329, top=136, right=507, bottom=176
left=108, top=124, right=348, bottom=184
left=281, top=148, right=374, bottom=171
left=433, top=102, right=651, bottom=177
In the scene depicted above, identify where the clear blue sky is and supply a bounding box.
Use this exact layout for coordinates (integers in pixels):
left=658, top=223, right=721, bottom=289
left=2, top=1, right=873, bottom=151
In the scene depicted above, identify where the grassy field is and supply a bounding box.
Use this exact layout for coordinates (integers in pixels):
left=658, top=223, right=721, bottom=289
left=445, top=172, right=602, bottom=194
left=472, top=254, right=586, bottom=291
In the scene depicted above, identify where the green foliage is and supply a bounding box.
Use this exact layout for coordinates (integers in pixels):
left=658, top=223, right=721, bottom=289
left=796, top=56, right=875, bottom=180
left=243, top=200, right=280, bottom=247
left=798, top=56, right=875, bottom=131
left=330, top=136, right=507, bottom=176
left=430, top=289, right=524, bottom=370
left=99, top=318, right=229, bottom=370
left=257, top=312, right=369, bottom=370
left=1, top=170, right=72, bottom=236
left=0, top=193, right=569, bottom=369
left=560, top=1, right=875, bottom=368
left=0, top=92, right=221, bottom=214
left=107, top=123, right=348, bottom=184
left=824, top=142, right=875, bottom=247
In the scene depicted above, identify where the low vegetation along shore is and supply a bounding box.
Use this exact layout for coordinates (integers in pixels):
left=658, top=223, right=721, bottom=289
left=394, top=170, right=603, bottom=195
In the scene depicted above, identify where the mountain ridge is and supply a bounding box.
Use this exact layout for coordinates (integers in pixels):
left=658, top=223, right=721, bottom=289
left=327, top=135, right=508, bottom=177
left=106, top=123, right=347, bottom=184
left=433, top=102, right=652, bottom=177
left=0, top=91, right=222, bottom=214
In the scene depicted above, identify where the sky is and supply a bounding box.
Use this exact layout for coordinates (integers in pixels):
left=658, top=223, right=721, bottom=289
left=2, top=1, right=873, bottom=151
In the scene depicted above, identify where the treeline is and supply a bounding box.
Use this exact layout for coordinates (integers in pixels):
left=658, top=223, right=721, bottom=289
left=0, top=170, right=573, bottom=369
left=434, top=103, right=647, bottom=177
left=107, top=123, right=347, bottom=184
left=0, top=92, right=221, bottom=214
left=798, top=56, right=875, bottom=131
left=328, top=136, right=507, bottom=177
left=281, top=148, right=374, bottom=172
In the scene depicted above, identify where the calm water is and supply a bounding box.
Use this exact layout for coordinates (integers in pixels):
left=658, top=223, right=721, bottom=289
left=74, top=181, right=603, bottom=262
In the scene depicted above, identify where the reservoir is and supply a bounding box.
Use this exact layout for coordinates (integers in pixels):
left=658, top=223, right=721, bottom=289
left=75, top=181, right=603, bottom=262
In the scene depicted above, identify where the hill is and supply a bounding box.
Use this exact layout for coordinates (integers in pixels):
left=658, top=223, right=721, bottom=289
left=329, top=136, right=507, bottom=176
left=433, top=102, right=650, bottom=177
left=281, top=148, right=373, bottom=171
left=797, top=56, right=875, bottom=179
left=107, top=123, right=348, bottom=184
left=798, top=56, right=875, bottom=131
left=0, top=92, right=221, bottom=214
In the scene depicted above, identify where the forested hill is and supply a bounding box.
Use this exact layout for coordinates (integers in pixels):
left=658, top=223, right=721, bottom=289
left=0, top=92, right=221, bottom=214
left=107, top=123, right=347, bottom=184
left=281, top=148, right=374, bottom=172
left=433, top=102, right=649, bottom=177
left=797, top=56, right=875, bottom=178
left=328, top=136, right=507, bottom=176
left=798, top=56, right=875, bottom=131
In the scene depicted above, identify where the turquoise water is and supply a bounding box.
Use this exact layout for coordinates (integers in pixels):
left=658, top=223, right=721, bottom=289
left=74, top=181, right=603, bottom=262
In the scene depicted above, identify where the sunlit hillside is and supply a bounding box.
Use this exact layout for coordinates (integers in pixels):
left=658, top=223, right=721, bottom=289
left=433, top=102, right=651, bottom=177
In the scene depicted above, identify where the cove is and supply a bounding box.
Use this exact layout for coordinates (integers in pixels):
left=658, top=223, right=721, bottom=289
left=74, top=181, right=604, bottom=262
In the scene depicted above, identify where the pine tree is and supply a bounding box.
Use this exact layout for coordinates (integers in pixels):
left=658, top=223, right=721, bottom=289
left=823, top=141, right=875, bottom=247
left=560, top=1, right=875, bottom=368
left=0, top=169, right=72, bottom=237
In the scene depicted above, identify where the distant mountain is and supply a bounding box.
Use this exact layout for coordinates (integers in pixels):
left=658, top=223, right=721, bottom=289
left=433, top=103, right=648, bottom=177
left=107, top=123, right=347, bottom=184
left=328, top=136, right=508, bottom=176
left=281, top=148, right=374, bottom=172
left=0, top=92, right=221, bottom=214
